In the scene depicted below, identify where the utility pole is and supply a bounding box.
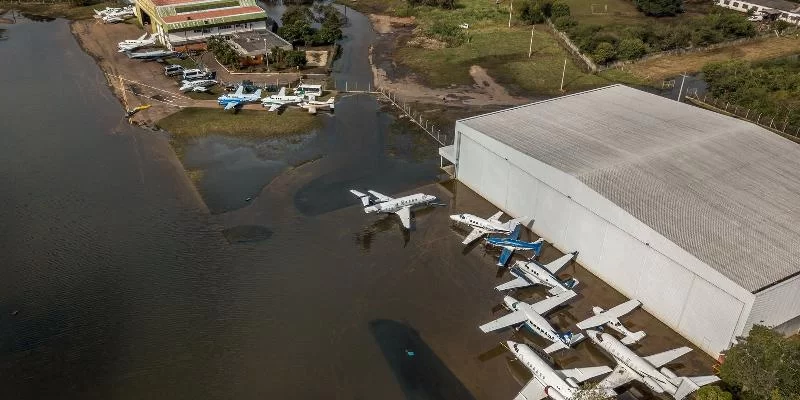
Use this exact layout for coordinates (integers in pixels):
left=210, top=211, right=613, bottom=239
left=508, top=0, right=513, bottom=28
left=528, top=24, right=535, bottom=58
left=677, top=72, right=688, bottom=102
left=559, top=59, right=567, bottom=92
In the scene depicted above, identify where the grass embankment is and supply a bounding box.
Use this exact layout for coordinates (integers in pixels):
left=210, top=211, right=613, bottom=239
left=0, top=1, right=121, bottom=20
left=156, top=107, right=322, bottom=139
left=392, top=0, right=610, bottom=94
left=335, top=0, right=406, bottom=14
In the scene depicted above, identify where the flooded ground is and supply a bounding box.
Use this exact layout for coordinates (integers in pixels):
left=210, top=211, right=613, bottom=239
left=0, top=8, right=716, bottom=400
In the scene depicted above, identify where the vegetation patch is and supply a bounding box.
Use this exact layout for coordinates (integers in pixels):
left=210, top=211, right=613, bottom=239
left=278, top=4, right=344, bottom=46
left=156, top=107, right=322, bottom=139
left=0, top=0, right=119, bottom=20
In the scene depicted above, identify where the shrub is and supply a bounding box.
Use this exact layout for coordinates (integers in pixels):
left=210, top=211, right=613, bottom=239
left=550, top=2, right=570, bottom=18
left=426, top=21, right=466, bottom=47
left=634, top=0, right=683, bottom=16
left=406, top=0, right=457, bottom=8
left=517, top=0, right=547, bottom=24
left=593, top=42, right=616, bottom=63
left=553, top=15, right=577, bottom=30
left=616, top=37, right=646, bottom=60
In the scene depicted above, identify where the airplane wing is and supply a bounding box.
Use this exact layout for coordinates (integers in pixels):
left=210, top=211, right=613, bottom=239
left=367, top=190, right=393, bottom=202
left=224, top=101, right=239, bottom=110
left=233, top=86, right=244, bottom=96
left=496, top=265, right=536, bottom=291
left=137, top=32, right=147, bottom=40
left=644, top=347, right=692, bottom=368
left=508, top=224, right=522, bottom=240
left=558, top=366, right=613, bottom=383
left=267, top=104, right=280, bottom=112
left=479, top=310, right=528, bottom=333
left=513, top=379, right=547, bottom=400
left=463, top=227, right=488, bottom=245
left=543, top=253, right=576, bottom=275
left=488, top=211, right=504, bottom=223
left=576, top=299, right=641, bottom=330
left=395, top=206, right=411, bottom=229
left=497, top=248, right=514, bottom=267
left=277, top=87, right=286, bottom=96
left=597, top=363, right=639, bottom=390
left=530, top=290, right=577, bottom=315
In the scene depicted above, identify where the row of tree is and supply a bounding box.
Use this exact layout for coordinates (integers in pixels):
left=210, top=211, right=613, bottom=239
left=277, top=4, right=344, bottom=46
left=406, top=0, right=457, bottom=8
left=207, top=37, right=306, bottom=69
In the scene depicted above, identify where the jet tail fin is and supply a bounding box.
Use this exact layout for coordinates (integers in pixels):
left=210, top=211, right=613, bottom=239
left=662, top=369, right=719, bottom=400
left=350, top=190, right=371, bottom=207
left=620, top=330, right=647, bottom=345
left=505, top=216, right=528, bottom=230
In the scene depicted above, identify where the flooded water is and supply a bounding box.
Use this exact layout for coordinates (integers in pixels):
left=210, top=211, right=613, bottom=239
left=0, top=8, right=521, bottom=400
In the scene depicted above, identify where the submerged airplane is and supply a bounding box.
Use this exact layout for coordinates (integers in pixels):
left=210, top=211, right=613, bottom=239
left=586, top=330, right=719, bottom=400
left=480, top=291, right=583, bottom=354
left=299, top=97, right=335, bottom=114
left=505, top=340, right=613, bottom=400
left=217, top=86, right=263, bottom=110
left=450, top=211, right=526, bottom=245
left=179, top=79, right=217, bottom=93
left=576, top=299, right=646, bottom=345
left=117, top=33, right=156, bottom=52
left=261, top=87, right=304, bottom=112
left=349, top=189, right=439, bottom=230
left=496, top=252, right=579, bottom=295
left=125, top=49, right=176, bottom=60
left=485, top=225, right=544, bottom=267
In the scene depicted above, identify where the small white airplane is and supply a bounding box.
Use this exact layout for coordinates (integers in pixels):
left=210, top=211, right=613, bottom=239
left=125, top=49, right=176, bottom=60
left=217, top=86, right=263, bottom=111
left=349, top=189, right=439, bottom=230
left=261, top=87, right=304, bottom=112
left=179, top=79, right=217, bottom=93
left=450, top=211, right=526, bottom=245
left=505, top=340, right=614, bottom=400
left=576, top=299, right=646, bottom=345
left=117, top=33, right=156, bottom=52
left=94, top=6, right=135, bottom=23
left=480, top=291, right=583, bottom=354
left=496, top=252, right=579, bottom=295
left=586, top=330, right=720, bottom=400
left=299, top=97, right=335, bottom=114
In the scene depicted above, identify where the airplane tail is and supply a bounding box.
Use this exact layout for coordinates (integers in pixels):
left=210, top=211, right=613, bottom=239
left=349, top=190, right=371, bottom=207
left=563, top=277, right=579, bottom=290
left=253, top=89, right=262, bottom=98
left=559, top=330, right=586, bottom=347
left=504, top=216, right=527, bottom=230
left=660, top=368, right=719, bottom=400
left=620, top=330, right=647, bottom=345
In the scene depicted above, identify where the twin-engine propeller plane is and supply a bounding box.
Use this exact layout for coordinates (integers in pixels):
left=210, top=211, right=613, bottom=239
left=450, top=211, right=526, bottom=245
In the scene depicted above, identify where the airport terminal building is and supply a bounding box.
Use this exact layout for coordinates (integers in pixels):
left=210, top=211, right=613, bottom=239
left=439, top=85, right=800, bottom=356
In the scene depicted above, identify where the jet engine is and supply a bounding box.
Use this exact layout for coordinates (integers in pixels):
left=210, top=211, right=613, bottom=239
left=545, top=386, right=567, bottom=400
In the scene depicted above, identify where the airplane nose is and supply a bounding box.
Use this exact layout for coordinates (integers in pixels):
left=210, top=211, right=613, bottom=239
left=449, top=214, right=460, bottom=221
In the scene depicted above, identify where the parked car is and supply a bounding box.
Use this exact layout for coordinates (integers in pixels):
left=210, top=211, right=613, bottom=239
left=164, top=64, right=184, bottom=76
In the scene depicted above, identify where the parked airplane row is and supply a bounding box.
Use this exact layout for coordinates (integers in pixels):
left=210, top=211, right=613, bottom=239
left=94, top=6, right=135, bottom=23
left=218, top=86, right=335, bottom=113
left=345, top=192, right=719, bottom=400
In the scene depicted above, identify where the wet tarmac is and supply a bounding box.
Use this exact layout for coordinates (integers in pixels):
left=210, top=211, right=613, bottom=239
left=0, top=8, right=716, bottom=400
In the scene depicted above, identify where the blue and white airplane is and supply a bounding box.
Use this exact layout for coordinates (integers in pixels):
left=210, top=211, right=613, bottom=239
left=496, top=252, right=579, bottom=295
left=217, top=86, right=263, bottom=111
left=485, top=225, right=545, bottom=267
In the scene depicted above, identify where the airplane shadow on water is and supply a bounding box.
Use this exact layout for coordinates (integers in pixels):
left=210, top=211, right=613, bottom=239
left=353, top=207, right=439, bottom=251
left=368, top=319, right=478, bottom=400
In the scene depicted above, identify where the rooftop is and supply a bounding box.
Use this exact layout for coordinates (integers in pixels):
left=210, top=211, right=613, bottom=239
left=161, top=5, right=264, bottom=23
left=227, top=30, right=292, bottom=55
left=746, top=0, right=800, bottom=12
left=459, top=85, right=800, bottom=292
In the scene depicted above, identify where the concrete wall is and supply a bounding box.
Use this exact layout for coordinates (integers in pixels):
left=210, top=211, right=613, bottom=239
left=747, top=274, right=800, bottom=332
left=452, top=123, right=757, bottom=356
left=166, top=21, right=268, bottom=47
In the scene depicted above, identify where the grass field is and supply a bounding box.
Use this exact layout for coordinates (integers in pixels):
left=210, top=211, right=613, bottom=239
left=0, top=1, right=121, bottom=20
left=558, top=0, right=711, bottom=26
left=157, top=107, right=322, bottom=139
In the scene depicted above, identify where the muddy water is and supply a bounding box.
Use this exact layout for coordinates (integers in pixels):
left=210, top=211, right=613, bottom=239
left=0, top=10, right=522, bottom=400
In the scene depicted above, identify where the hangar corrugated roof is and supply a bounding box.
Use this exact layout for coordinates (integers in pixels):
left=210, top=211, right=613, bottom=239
left=459, top=84, right=800, bottom=292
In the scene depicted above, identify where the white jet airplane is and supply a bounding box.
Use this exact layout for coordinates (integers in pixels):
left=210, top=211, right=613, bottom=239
left=261, top=87, right=305, bottom=112
left=450, top=211, right=526, bottom=245
left=576, top=299, right=646, bottom=345
left=117, top=33, right=156, bottom=52
left=480, top=291, right=584, bottom=354
left=505, top=340, right=614, bottom=400
left=585, top=330, right=719, bottom=400
left=495, top=252, right=579, bottom=295
left=179, top=79, right=217, bottom=93
left=349, top=189, right=439, bottom=229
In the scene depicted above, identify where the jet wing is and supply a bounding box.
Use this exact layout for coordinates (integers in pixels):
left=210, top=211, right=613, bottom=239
left=543, top=253, right=576, bottom=275
left=479, top=310, right=527, bottom=333
left=513, top=379, right=547, bottom=400
left=367, top=190, right=393, bottom=202
left=395, top=206, right=412, bottom=230
left=496, top=276, right=532, bottom=291
left=497, top=248, right=514, bottom=267
left=488, top=211, right=504, bottom=223
left=597, top=363, right=638, bottom=390
left=463, top=227, right=488, bottom=245
left=233, top=86, right=244, bottom=96
left=558, top=366, right=613, bottom=383
left=224, top=101, right=239, bottom=110
left=576, top=299, right=642, bottom=330
left=267, top=104, right=280, bottom=112
left=644, top=347, right=692, bottom=368
left=530, top=290, right=577, bottom=315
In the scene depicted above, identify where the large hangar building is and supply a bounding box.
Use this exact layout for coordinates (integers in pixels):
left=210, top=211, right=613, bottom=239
left=439, top=85, right=800, bottom=356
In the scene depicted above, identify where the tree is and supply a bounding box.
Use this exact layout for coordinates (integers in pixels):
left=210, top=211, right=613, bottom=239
left=696, top=386, right=733, bottom=400
left=285, top=50, right=307, bottom=68
left=616, top=37, right=646, bottom=60
left=592, top=41, right=616, bottom=63
left=553, top=15, right=577, bottom=30
left=634, top=0, right=683, bottom=17
left=518, top=0, right=546, bottom=24
left=773, top=20, right=792, bottom=35
left=718, top=325, right=800, bottom=400
left=550, top=2, right=571, bottom=18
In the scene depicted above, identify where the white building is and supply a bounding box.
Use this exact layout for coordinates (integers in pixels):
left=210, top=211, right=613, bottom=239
left=714, top=0, right=800, bottom=24
left=439, top=85, right=800, bottom=356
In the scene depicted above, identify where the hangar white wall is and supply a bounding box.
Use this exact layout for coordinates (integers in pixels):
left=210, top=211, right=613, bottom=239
left=747, top=274, right=800, bottom=332
left=453, top=124, right=756, bottom=356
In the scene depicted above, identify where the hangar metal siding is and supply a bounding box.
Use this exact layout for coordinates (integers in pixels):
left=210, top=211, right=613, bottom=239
left=747, top=274, right=800, bottom=330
